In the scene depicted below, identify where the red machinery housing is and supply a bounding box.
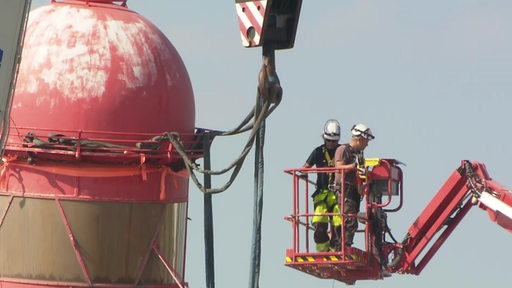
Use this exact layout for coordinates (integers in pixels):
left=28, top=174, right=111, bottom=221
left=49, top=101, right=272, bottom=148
left=0, top=1, right=199, bottom=287
left=284, top=159, right=512, bottom=285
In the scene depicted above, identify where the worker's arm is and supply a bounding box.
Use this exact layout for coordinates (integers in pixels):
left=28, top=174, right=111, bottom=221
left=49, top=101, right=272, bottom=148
left=334, top=146, right=354, bottom=187
left=334, top=146, right=356, bottom=169
left=298, top=163, right=312, bottom=179
left=335, top=160, right=355, bottom=170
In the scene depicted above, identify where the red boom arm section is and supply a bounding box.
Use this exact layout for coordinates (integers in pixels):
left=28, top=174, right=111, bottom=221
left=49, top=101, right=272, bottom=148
left=391, top=160, right=512, bottom=275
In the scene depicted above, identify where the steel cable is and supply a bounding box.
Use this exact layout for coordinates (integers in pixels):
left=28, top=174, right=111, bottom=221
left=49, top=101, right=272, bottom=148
left=167, top=98, right=276, bottom=194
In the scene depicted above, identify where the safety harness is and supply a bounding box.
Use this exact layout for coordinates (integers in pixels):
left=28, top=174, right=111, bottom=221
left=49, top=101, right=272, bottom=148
left=322, top=145, right=335, bottom=185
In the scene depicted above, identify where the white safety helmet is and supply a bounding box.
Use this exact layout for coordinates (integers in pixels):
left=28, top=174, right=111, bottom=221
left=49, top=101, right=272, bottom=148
left=351, top=123, right=375, bottom=140
left=323, top=119, right=341, bottom=141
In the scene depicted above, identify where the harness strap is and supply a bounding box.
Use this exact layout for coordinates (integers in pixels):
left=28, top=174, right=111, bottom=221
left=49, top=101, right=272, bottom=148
left=322, top=146, right=335, bottom=183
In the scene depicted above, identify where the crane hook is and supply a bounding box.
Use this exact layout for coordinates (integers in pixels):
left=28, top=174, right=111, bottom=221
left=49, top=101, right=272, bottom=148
left=258, top=47, right=282, bottom=104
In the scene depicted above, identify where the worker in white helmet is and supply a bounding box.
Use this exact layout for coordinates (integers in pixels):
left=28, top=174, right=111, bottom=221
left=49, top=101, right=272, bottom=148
left=334, top=123, right=375, bottom=249
left=303, top=119, right=342, bottom=252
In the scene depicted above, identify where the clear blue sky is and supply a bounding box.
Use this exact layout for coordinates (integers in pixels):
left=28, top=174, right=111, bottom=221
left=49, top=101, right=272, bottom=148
left=30, top=1, right=512, bottom=287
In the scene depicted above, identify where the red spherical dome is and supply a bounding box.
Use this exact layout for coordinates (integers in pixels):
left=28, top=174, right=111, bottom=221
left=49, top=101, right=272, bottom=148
left=12, top=1, right=195, bottom=135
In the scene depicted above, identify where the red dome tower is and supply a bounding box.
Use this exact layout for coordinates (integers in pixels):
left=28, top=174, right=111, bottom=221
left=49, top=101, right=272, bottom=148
left=0, top=1, right=196, bottom=287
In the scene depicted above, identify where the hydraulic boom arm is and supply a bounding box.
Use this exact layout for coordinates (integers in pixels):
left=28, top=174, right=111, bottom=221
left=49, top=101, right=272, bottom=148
left=390, top=160, right=512, bottom=275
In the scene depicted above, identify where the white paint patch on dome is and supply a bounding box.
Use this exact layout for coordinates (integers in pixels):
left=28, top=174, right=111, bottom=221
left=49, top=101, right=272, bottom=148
left=105, top=17, right=157, bottom=89
left=20, top=6, right=109, bottom=105
left=17, top=4, right=182, bottom=107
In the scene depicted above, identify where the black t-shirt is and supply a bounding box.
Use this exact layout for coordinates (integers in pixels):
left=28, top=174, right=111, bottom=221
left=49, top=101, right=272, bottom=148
left=305, top=144, right=340, bottom=191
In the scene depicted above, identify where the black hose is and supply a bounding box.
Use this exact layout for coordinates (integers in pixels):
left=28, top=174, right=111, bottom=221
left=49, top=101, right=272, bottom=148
left=203, top=133, right=215, bottom=288
left=249, top=92, right=266, bottom=288
left=387, top=233, right=409, bottom=269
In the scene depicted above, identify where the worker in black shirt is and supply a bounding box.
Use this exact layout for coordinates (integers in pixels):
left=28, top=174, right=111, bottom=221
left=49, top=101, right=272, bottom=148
left=303, top=119, right=342, bottom=252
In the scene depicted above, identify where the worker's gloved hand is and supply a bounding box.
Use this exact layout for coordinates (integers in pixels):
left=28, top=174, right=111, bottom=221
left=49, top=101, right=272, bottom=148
left=297, top=172, right=308, bottom=179
left=328, top=183, right=340, bottom=193
left=357, top=167, right=366, bottom=177
left=355, top=154, right=366, bottom=177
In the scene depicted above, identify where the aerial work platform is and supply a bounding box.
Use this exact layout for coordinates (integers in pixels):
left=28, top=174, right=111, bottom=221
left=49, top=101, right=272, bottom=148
left=285, top=246, right=385, bottom=285
left=284, top=159, right=512, bottom=285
